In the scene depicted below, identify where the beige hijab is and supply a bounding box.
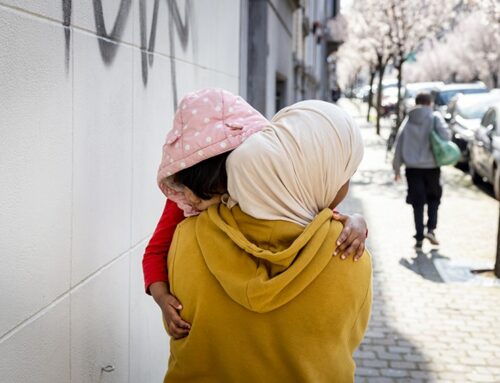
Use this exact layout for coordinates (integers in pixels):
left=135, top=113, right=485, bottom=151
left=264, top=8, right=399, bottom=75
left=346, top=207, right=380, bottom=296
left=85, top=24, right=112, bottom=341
left=226, top=100, right=364, bottom=226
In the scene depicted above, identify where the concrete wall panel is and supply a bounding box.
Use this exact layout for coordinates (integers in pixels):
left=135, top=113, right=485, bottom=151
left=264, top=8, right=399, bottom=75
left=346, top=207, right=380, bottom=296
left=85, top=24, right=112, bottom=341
left=132, top=0, right=240, bottom=81
left=72, top=30, right=133, bottom=284
left=132, top=52, right=172, bottom=246
left=0, top=7, right=72, bottom=336
left=70, top=255, right=130, bottom=383
left=132, top=0, right=170, bottom=61
left=0, top=297, right=70, bottom=383
left=129, top=245, right=169, bottom=383
left=72, top=0, right=134, bottom=45
left=0, top=0, right=65, bottom=22
left=191, top=0, right=240, bottom=77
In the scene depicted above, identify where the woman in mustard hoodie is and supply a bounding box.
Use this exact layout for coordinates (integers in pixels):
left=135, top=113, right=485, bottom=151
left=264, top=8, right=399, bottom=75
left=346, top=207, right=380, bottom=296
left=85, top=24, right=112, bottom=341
left=164, top=100, right=372, bottom=382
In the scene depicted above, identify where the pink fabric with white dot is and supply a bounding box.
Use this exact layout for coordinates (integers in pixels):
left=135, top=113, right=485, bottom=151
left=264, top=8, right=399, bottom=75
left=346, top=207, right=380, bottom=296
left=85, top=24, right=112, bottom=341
left=157, top=88, right=268, bottom=216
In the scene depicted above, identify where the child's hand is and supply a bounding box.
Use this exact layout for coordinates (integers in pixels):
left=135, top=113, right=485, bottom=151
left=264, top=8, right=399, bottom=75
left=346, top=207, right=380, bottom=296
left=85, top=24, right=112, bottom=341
left=332, top=212, right=368, bottom=262
left=159, top=292, right=191, bottom=339
left=150, top=282, right=191, bottom=339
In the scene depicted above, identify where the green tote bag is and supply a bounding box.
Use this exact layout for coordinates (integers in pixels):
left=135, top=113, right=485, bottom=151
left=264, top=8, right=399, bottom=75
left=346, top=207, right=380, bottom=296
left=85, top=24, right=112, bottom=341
left=430, top=117, right=461, bottom=167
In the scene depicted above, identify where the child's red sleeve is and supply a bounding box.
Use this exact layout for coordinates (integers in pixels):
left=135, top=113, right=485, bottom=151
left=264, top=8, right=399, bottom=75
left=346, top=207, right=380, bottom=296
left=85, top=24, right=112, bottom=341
left=142, top=199, right=185, bottom=294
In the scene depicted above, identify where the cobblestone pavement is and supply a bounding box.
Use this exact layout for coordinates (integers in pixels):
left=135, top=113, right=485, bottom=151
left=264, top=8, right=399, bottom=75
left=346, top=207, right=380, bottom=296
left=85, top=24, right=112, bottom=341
left=338, top=100, right=500, bottom=383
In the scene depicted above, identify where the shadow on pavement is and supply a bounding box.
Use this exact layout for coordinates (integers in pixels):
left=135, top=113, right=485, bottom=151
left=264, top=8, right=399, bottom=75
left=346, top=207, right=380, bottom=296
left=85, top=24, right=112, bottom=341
left=339, top=194, right=434, bottom=382
left=453, top=163, right=495, bottom=200
left=473, top=180, right=495, bottom=199
left=350, top=168, right=408, bottom=202
left=441, top=168, right=496, bottom=201
left=399, top=249, right=448, bottom=283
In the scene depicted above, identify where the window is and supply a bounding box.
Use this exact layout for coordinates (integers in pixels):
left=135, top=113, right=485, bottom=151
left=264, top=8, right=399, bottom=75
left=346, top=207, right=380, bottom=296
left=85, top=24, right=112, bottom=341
left=492, top=111, right=498, bottom=134
left=481, top=109, right=498, bottom=135
left=481, top=109, right=494, bottom=128
left=275, top=73, right=287, bottom=113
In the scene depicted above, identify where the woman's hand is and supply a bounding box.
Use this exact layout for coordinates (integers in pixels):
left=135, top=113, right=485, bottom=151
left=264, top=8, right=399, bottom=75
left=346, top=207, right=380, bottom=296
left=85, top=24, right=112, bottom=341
left=332, top=212, right=368, bottom=262
left=150, top=282, right=191, bottom=339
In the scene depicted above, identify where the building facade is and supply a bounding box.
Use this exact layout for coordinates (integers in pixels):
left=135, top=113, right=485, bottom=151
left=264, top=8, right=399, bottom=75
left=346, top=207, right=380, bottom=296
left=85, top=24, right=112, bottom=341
left=243, top=0, right=344, bottom=118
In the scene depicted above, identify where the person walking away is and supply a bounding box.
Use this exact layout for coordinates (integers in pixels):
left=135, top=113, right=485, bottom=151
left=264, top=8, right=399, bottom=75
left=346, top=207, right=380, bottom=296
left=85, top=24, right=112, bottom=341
left=392, top=92, right=451, bottom=250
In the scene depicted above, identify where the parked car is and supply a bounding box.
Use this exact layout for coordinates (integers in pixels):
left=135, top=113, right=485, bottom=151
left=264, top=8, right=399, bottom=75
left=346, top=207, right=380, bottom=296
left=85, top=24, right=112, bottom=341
left=432, top=82, right=489, bottom=116
left=403, top=81, right=444, bottom=115
left=354, top=85, right=371, bottom=102
left=468, top=102, right=500, bottom=199
left=445, top=92, right=500, bottom=163
left=380, top=86, right=400, bottom=117
left=358, top=79, right=400, bottom=103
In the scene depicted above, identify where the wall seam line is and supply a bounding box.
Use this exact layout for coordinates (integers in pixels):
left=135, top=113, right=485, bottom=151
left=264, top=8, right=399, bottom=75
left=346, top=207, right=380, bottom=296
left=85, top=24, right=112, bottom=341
left=128, top=3, right=135, bottom=380
left=0, top=248, right=136, bottom=343
left=0, top=2, right=238, bottom=79
left=69, top=13, right=74, bottom=382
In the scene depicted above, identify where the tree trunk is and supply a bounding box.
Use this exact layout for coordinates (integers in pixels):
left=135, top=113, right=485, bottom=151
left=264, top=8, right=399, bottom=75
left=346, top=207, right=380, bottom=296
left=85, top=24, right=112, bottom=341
left=376, top=64, right=385, bottom=135
left=367, top=68, right=376, bottom=122
left=395, top=61, right=404, bottom=128
left=495, top=203, right=500, bottom=278
left=492, top=72, right=499, bottom=90
left=351, top=72, right=358, bottom=97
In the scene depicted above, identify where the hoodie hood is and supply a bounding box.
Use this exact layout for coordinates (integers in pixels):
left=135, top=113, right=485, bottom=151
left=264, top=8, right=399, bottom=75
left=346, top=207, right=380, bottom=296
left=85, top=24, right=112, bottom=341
left=195, top=204, right=340, bottom=313
left=407, top=105, right=433, bottom=126
left=157, top=88, right=268, bottom=216
left=398, top=106, right=438, bottom=168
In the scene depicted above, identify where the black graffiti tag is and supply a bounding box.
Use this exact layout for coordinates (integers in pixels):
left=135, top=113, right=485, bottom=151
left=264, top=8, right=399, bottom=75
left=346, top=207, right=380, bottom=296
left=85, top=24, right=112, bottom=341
left=139, top=0, right=190, bottom=105
left=92, top=0, right=132, bottom=64
left=62, top=0, right=190, bottom=106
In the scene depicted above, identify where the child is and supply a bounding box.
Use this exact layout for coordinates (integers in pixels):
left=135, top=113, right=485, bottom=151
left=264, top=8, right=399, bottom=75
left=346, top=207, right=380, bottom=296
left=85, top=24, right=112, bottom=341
left=143, top=88, right=368, bottom=339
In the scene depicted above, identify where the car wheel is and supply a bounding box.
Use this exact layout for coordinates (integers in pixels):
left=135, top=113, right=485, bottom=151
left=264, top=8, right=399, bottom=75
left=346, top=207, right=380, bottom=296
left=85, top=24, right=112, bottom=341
left=494, top=166, right=500, bottom=201
left=468, top=157, right=482, bottom=185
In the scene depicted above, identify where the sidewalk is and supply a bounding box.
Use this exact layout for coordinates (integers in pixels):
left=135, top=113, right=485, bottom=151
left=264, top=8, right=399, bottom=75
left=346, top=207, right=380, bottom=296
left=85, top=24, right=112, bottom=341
left=338, top=99, right=500, bottom=382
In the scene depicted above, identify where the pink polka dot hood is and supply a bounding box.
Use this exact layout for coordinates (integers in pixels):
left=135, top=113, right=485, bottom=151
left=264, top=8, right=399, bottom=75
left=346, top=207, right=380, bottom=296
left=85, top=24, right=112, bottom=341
left=157, top=88, right=269, bottom=216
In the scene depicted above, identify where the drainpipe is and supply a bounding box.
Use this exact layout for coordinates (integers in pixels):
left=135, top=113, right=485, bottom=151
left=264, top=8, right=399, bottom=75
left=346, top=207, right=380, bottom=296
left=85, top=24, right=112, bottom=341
left=320, top=2, right=328, bottom=101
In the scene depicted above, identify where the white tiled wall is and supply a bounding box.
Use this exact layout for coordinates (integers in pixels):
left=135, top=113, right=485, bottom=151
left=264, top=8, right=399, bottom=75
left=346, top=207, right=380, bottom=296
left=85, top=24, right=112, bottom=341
left=131, top=51, right=173, bottom=246
left=70, top=255, right=130, bottom=383
left=0, top=1, right=241, bottom=382
left=0, top=297, right=70, bottom=383
left=129, top=246, right=169, bottom=383
left=71, top=30, right=133, bottom=285
left=73, top=0, right=134, bottom=44
left=0, top=0, right=65, bottom=21
left=0, top=6, right=72, bottom=336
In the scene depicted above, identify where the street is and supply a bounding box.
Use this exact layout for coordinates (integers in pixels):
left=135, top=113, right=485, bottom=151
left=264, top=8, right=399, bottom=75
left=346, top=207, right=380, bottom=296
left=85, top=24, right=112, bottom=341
left=337, top=100, right=500, bottom=382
